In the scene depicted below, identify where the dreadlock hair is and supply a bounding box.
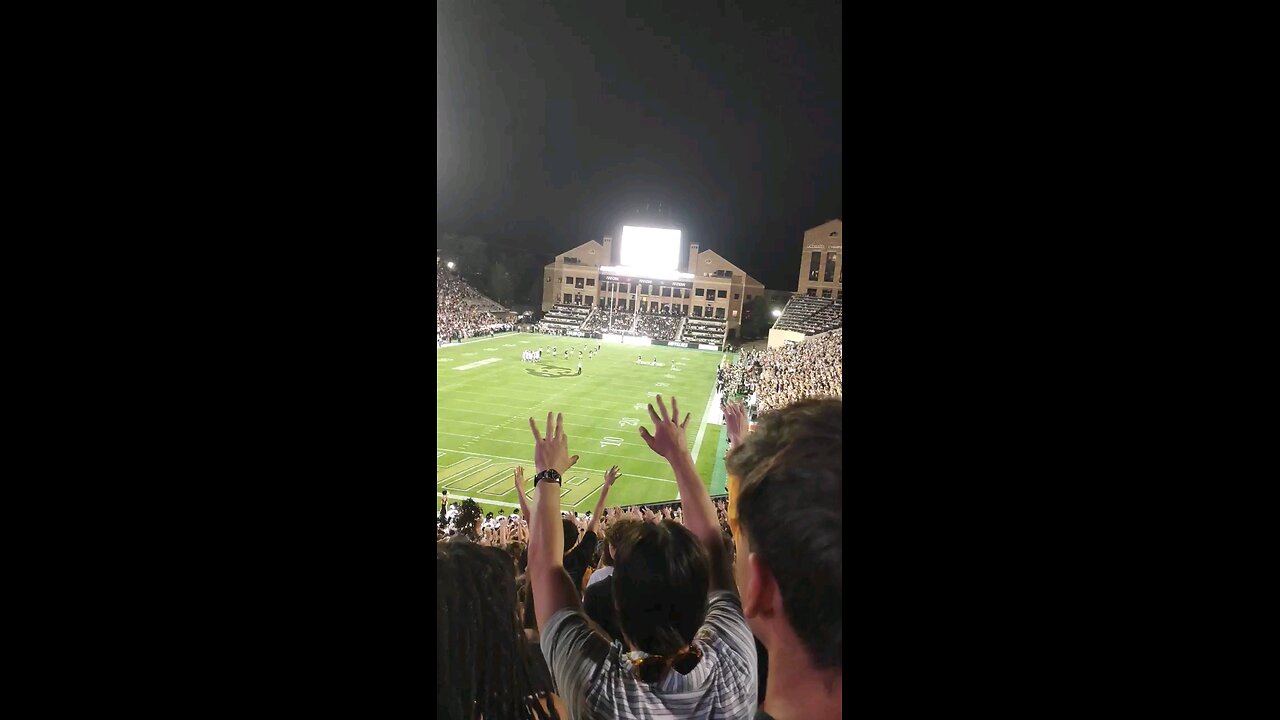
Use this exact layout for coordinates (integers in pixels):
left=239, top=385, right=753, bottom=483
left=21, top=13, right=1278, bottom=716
left=437, top=542, right=559, bottom=719
left=610, top=519, right=711, bottom=683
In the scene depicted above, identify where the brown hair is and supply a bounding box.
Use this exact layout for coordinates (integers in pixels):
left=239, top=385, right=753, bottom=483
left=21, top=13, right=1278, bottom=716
left=726, top=397, right=842, bottom=671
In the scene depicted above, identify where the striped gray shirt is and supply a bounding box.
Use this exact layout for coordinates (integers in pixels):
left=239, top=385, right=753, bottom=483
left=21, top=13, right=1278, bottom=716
left=540, top=590, right=758, bottom=719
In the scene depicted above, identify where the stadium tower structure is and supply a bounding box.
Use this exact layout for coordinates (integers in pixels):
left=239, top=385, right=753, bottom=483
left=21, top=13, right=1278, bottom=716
left=541, top=212, right=765, bottom=342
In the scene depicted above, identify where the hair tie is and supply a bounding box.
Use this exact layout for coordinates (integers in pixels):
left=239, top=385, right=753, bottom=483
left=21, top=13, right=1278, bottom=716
left=632, top=644, right=703, bottom=682
left=671, top=643, right=703, bottom=674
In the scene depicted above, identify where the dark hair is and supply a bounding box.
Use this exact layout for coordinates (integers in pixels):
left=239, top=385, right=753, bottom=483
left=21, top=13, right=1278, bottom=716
left=610, top=520, right=710, bottom=682
left=438, top=542, right=558, bottom=719
left=562, top=518, right=578, bottom=550
left=454, top=499, right=483, bottom=538
left=726, top=397, right=841, bottom=671
left=518, top=574, right=538, bottom=631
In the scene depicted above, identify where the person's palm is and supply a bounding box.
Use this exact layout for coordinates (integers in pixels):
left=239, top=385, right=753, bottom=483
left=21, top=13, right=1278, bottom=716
left=639, top=395, right=691, bottom=460
left=604, top=465, right=621, bottom=488
left=723, top=401, right=746, bottom=445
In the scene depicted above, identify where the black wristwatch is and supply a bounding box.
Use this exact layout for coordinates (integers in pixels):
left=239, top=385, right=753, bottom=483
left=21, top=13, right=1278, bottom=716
left=533, top=469, right=562, bottom=487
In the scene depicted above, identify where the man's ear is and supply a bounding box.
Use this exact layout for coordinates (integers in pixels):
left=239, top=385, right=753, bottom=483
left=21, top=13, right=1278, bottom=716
left=743, top=552, right=776, bottom=620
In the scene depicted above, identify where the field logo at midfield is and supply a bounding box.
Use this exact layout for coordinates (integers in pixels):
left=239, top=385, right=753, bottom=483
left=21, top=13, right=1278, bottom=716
left=526, top=364, right=577, bottom=379
left=619, top=417, right=639, bottom=427
left=454, top=358, right=501, bottom=371
left=600, top=437, right=624, bottom=447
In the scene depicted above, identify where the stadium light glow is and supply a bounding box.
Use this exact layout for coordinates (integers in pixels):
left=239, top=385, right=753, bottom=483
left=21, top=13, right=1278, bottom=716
left=447, top=261, right=455, bottom=269
left=772, top=308, right=782, bottom=317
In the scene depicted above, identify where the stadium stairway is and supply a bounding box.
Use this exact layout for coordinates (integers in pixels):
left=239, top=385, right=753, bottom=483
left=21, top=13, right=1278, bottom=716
left=676, top=315, right=687, bottom=341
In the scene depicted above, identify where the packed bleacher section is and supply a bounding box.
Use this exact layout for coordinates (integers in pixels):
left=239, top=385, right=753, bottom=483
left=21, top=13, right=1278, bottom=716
left=634, top=311, right=680, bottom=341
left=601, top=310, right=636, bottom=334
left=580, top=308, right=632, bottom=334
left=539, top=304, right=591, bottom=333
left=718, top=328, right=842, bottom=417
left=773, top=294, right=843, bottom=335
left=437, top=264, right=513, bottom=345
left=681, top=316, right=728, bottom=346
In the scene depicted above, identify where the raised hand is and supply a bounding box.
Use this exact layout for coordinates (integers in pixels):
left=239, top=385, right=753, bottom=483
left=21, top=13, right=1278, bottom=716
left=528, top=412, right=580, bottom=476
left=723, top=400, right=747, bottom=446
left=638, top=395, right=692, bottom=460
left=604, top=465, right=621, bottom=489
left=514, top=465, right=527, bottom=494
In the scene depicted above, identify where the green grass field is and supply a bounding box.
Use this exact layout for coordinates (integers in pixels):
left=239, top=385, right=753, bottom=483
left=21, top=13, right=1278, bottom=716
left=437, top=332, right=726, bottom=517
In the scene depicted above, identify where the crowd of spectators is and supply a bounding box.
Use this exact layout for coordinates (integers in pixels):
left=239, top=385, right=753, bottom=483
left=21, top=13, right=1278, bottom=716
left=718, top=329, right=842, bottom=417
left=635, top=312, right=680, bottom=340
left=437, top=264, right=511, bottom=345
left=437, top=396, right=842, bottom=719
left=577, top=310, right=634, bottom=335
left=772, top=295, right=842, bottom=335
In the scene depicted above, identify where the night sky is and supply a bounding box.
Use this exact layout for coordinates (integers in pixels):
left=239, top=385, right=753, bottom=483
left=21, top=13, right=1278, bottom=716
left=437, top=0, right=842, bottom=291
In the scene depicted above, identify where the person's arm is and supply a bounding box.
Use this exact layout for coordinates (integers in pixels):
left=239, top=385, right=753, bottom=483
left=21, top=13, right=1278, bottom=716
left=527, top=412, right=584, bottom=629
left=514, top=466, right=533, bottom=523
left=584, top=465, right=620, bottom=535
left=639, top=395, right=736, bottom=591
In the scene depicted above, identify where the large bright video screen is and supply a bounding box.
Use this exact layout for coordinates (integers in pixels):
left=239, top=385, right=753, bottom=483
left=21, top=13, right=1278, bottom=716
left=620, top=226, right=682, bottom=271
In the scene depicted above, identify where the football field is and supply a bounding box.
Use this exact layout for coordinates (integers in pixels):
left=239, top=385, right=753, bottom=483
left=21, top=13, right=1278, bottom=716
left=437, top=332, right=726, bottom=516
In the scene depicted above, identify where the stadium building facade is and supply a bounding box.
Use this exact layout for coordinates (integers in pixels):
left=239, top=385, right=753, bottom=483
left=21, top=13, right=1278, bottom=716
left=796, top=219, right=843, bottom=299
left=541, top=236, right=765, bottom=341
